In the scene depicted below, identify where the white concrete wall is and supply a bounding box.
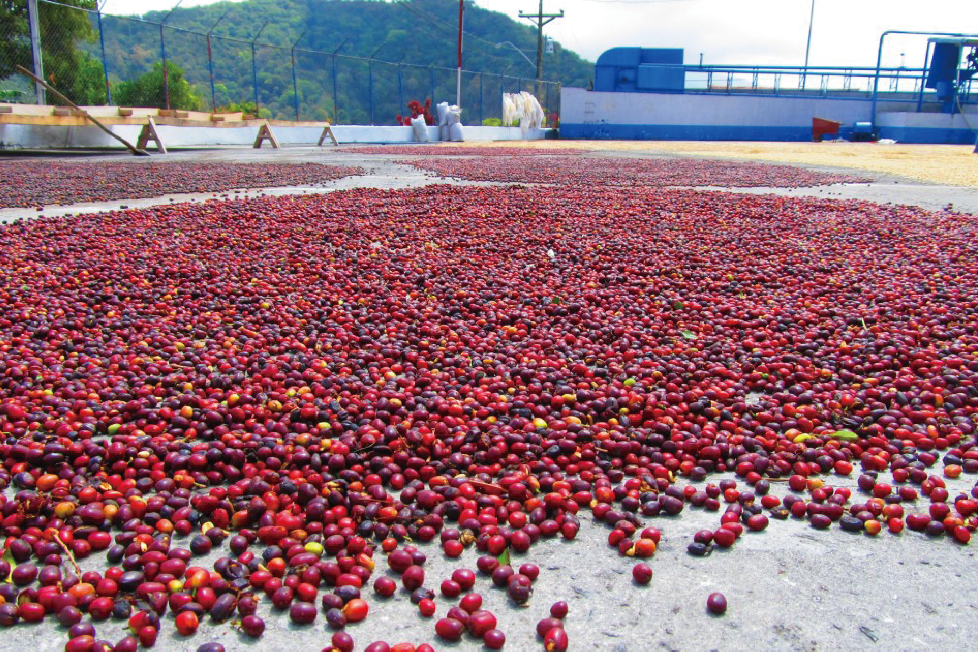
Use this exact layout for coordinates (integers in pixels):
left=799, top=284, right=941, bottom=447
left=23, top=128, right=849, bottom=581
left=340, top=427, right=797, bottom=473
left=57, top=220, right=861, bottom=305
left=876, top=111, right=978, bottom=129
left=561, top=87, right=886, bottom=128
left=0, top=123, right=550, bottom=150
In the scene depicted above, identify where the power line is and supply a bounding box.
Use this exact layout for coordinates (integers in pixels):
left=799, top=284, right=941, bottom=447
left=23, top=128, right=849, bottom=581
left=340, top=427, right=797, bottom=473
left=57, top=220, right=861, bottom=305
left=394, top=0, right=535, bottom=69
left=400, top=0, right=525, bottom=53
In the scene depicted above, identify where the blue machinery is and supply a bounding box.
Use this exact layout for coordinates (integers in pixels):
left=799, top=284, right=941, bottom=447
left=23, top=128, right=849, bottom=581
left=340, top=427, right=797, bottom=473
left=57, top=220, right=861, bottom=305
left=594, top=35, right=978, bottom=137
left=870, top=31, right=978, bottom=133
left=594, top=48, right=685, bottom=93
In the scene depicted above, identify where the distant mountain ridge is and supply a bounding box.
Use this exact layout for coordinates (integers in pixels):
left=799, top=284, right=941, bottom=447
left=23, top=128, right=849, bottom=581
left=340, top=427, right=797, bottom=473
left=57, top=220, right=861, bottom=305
left=102, top=0, right=592, bottom=122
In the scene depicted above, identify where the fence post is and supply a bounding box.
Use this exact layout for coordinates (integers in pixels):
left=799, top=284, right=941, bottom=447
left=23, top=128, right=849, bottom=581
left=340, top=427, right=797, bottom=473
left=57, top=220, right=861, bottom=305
left=397, top=64, right=403, bottom=120
left=96, top=8, right=111, bottom=104
left=292, top=48, right=300, bottom=121
left=250, top=21, right=268, bottom=116
left=556, top=82, right=561, bottom=123
left=251, top=41, right=259, bottom=112
left=368, top=60, right=374, bottom=125
left=205, top=10, right=230, bottom=113
left=290, top=30, right=307, bottom=122
left=27, top=0, right=45, bottom=104
left=160, top=23, right=170, bottom=109
left=332, top=55, right=339, bottom=123
left=207, top=33, right=216, bottom=111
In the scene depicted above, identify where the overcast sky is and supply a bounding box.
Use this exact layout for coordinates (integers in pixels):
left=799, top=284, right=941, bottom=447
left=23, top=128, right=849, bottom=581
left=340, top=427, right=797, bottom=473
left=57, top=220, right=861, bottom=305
left=103, top=0, right=978, bottom=69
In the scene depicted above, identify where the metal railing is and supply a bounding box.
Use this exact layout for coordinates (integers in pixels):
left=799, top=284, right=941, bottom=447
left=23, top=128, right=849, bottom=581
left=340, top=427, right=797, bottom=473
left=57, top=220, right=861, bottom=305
left=651, top=63, right=976, bottom=107
left=0, top=0, right=560, bottom=126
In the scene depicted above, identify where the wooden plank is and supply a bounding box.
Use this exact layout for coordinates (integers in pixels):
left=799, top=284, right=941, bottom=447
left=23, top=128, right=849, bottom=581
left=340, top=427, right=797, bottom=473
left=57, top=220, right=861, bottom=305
left=0, top=103, right=50, bottom=116
left=15, top=65, right=148, bottom=156
left=0, top=106, right=11, bottom=114
left=210, top=114, right=226, bottom=122
left=118, top=108, right=134, bottom=117
left=53, top=107, right=72, bottom=116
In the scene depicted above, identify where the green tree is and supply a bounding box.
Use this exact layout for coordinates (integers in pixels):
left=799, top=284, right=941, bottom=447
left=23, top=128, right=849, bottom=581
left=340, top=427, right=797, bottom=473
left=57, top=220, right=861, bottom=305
left=0, top=1, right=30, bottom=80
left=1, top=0, right=106, bottom=104
left=113, top=61, right=201, bottom=110
left=98, top=0, right=594, bottom=121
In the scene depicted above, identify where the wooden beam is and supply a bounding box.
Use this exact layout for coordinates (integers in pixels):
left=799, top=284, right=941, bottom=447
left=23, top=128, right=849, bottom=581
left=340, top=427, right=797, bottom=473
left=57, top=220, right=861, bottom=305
left=317, top=123, right=339, bottom=147
left=136, top=117, right=167, bottom=154
left=15, top=65, right=148, bottom=156
left=253, top=121, right=281, bottom=149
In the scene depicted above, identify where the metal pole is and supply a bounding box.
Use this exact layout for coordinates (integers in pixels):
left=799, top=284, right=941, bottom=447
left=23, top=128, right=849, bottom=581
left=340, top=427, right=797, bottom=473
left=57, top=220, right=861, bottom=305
left=291, top=30, right=306, bottom=122
left=331, top=39, right=349, bottom=124
left=160, top=0, right=184, bottom=111
left=250, top=21, right=268, bottom=115
left=207, top=34, right=215, bottom=111
left=368, top=42, right=390, bottom=126
left=917, top=41, right=932, bottom=112
left=479, top=71, right=483, bottom=125
left=556, top=81, right=561, bottom=124
left=397, top=64, right=403, bottom=120
left=96, top=8, right=111, bottom=104
left=161, top=23, right=168, bottom=109
left=332, top=55, right=339, bottom=123
left=27, top=0, right=45, bottom=104
left=207, top=9, right=230, bottom=113
left=430, top=67, right=435, bottom=105
left=292, top=48, right=300, bottom=121
left=251, top=42, right=258, bottom=112
left=457, top=0, right=464, bottom=107
left=802, top=0, right=815, bottom=89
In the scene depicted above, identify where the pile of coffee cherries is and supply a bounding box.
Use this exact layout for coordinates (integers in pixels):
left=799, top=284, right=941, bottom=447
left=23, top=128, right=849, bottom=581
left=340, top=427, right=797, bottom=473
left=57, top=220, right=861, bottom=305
left=0, top=179, right=974, bottom=651
left=340, top=146, right=583, bottom=157
left=0, top=161, right=364, bottom=209
left=410, top=155, right=869, bottom=187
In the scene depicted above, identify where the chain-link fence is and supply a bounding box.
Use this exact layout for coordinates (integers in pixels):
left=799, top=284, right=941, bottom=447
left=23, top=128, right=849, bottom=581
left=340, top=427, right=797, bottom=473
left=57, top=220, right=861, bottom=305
left=0, top=2, right=31, bottom=103
left=1, top=0, right=560, bottom=126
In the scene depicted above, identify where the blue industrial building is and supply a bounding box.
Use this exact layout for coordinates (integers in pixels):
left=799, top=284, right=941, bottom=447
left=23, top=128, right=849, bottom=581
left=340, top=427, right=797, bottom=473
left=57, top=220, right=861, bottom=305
left=562, top=33, right=978, bottom=144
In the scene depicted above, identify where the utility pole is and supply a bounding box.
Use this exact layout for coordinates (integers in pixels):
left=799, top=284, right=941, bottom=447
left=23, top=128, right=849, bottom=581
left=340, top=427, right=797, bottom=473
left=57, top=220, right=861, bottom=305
left=519, top=0, right=563, bottom=82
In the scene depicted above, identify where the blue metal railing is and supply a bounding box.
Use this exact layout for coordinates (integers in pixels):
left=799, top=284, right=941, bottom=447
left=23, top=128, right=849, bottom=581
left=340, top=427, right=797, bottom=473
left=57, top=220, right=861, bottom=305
left=870, top=30, right=978, bottom=131
left=638, top=63, right=975, bottom=107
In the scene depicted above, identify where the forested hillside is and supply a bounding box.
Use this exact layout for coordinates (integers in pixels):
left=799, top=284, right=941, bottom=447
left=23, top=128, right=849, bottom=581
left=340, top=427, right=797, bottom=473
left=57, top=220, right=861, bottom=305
left=102, top=0, right=592, bottom=122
